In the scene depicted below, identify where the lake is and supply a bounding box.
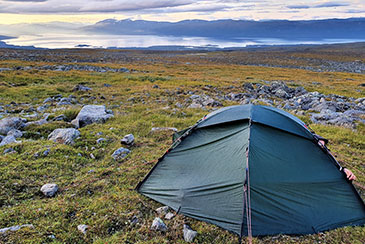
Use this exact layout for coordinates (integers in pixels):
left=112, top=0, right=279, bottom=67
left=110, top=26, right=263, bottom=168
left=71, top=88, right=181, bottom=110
left=4, top=33, right=365, bottom=49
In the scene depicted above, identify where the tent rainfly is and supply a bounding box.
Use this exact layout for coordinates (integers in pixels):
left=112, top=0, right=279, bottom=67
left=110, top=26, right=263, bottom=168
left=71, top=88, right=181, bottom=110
left=136, top=104, right=365, bottom=237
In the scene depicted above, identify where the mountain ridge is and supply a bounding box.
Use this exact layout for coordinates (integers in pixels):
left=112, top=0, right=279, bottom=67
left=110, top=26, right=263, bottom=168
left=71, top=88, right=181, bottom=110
left=84, top=18, right=365, bottom=40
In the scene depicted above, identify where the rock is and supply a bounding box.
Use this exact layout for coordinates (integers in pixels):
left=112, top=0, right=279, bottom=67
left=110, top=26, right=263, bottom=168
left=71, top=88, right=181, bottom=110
left=188, top=102, right=203, bottom=109
left=77, top=224, right=89, bottom=234
left=73, top=84, right=92, bottom=92
left=40, top=183, right=58, bottom=197
left=151, top=127, right=178, bottom=133
left=3, top=147, right=15, bottom=154
left=274, top=89, right=290, bottom=99
left=243, top=82, right=255, bottom=91
left=0, top=224, right=34, bottom=234
left=0, top=135, right=19, bottom=147
left=57, top=97, right=74, bottom=106
left=25, top=117, right=49, bottom=127
left=183, top=224, right=198, bottom=242
left=165, top=212, right=175, bottom=220
left=96, top=138, right=106, bottom=144
left=71, top=105, right=113, bottom=128
left=43, top=97, right=54, bottom=103
left=111, top=147, right=130, bottom=160
left=37, top=105, right=49, bottom=112
left=156, top=206, right=169, bottom=215
left=0, top=117, right=26, bottom=135
left=7, top=129, right=23, bottom=138
left=130, top=216, right=139, bottom=225
left=150, top=217, right=168, bottom=232
left=48, top=128, right=80, bottom=145
left=43, top=148, right=50, bottom=156
left=121, top=134, right=134, bottom=145
left=53, top=114, right=67, bottom=121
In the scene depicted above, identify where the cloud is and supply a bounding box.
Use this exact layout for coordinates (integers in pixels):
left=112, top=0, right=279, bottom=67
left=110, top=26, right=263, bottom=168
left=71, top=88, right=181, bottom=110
left=287, top=1, right=350, bottom=10
left=346, top=9, right=365, bottom=13
left=2, top=0, right=47, bottom=2
left=315, top=2, right=349, bottom=8
left=287, top=5, right=310, bottom=9
left=0, top=0, right=194, bottom=13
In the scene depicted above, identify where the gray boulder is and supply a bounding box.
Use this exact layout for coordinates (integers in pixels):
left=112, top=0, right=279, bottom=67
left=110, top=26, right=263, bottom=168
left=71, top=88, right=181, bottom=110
left=121, top=134, right=134, bottom=145
left=0, top=224, right=34, bottom=234
left=48, top=128, right=80, bottom=145
left=183, top=224, right=198, bottom=242
left=0, top=117, right=26, bottom=135
left=7, top=129, right=23, bottom=138
left=73, top=84, right=92, bottom=92
left=0, top=135, right=19, bottom=147
left=150, top=217, right=168, bottom=232
left=40, top=183, right=58, bottom=197
left=71, top=105, right=113, bottom=128
left=112, top=147, right=130, bottom=160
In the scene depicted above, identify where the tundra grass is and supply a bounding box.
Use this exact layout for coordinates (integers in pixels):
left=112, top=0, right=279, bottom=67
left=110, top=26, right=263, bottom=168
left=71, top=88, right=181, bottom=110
left=0, top=51, right=364, bottom=243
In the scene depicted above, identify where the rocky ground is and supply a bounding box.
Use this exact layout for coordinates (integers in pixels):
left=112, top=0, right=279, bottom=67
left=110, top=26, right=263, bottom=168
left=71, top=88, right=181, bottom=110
left=0, top=45, right=364, bottom=243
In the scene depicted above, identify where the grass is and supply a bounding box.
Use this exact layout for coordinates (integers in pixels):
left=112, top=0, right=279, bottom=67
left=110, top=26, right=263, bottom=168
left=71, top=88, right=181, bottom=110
left=0, top=46, right=364, bottom=243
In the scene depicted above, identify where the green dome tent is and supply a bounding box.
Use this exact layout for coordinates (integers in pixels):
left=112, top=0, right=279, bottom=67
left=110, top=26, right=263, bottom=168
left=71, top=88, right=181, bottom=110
left=137, top=104, right=365, bottom=237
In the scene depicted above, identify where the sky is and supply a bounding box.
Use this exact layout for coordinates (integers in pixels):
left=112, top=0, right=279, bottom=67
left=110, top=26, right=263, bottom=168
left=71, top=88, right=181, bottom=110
left=0, top=0, right=364, bottom=24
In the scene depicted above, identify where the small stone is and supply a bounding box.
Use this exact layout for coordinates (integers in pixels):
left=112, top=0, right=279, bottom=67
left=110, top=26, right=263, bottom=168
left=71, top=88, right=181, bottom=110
left=165, top=212, right=175, bottom=220
left=73, top=84, right=92, bottom=92
left=43, top=148, right=50, bottom=156
left=151, top=127, right=178, bottom=133
left=90, top=153, right=95, bottom=159
left=3, top=147, right=15, bottom=154
left=112, top=147, right=130, bottom=161
left=121, top=134, right=134, bottom=145
left=40, top=183, right=58, bottom=197
left=183, top=224, right=198, bottom=242
left=96, top=138, right=106, bottom=144
left=130, top=216, right=139, bottom=225
left=188, top=102, right=203, bottom=109
left=150, top=217, right=168, bottom=232
left=156, top=206, right=169, bottom=215
left=43, top=97, right=54, bottom=103
left=77, top=224, right=89, bottom=234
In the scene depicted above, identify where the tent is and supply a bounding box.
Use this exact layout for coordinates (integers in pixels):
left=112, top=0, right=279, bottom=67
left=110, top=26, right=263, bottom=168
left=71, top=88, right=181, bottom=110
left=136, top=104, right=365, bottom=237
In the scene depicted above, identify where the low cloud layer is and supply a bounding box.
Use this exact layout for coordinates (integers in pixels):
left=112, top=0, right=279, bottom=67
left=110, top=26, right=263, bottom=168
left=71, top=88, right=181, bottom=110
left=0, top=0, right=363, bottom=22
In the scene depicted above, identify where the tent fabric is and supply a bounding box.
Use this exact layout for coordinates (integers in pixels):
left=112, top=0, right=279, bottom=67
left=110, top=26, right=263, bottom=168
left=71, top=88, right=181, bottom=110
left=137, top=104, right=365, bottom=237
left=197, top=104, right=313, bottom=140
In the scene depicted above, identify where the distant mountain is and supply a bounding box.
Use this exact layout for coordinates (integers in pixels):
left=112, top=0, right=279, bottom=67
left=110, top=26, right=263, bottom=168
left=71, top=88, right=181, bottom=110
left=84, top=18, right=365, bottom=40
left=0, top=35, right=12, bottom=40
left=0, top=41, right=38, bottom=49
